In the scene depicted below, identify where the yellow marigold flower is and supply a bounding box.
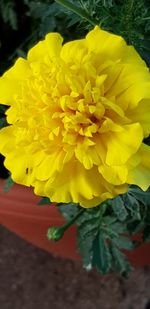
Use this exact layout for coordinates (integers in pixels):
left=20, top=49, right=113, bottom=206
left=0, top=26, right=150, bottom=207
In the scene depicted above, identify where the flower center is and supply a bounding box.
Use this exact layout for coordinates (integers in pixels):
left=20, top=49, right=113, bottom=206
left=14, top=59, right=125, bottom=167
left=49, top=71, right=109, bottom=146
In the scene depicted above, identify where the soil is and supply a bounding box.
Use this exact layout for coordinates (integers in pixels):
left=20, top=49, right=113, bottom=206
left=0, top=225, right=150, bottom=309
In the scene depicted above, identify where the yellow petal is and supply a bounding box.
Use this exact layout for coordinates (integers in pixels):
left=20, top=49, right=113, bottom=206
left=117, top=82, right=150, bottom=110
left=35, top=154, right=57, bottom=181
left=126, top=99, right=150, bottom=137
left=86, top=26, right=126, bottom=61
left=0, top=58, right=30, bottom=105
left=33, top=179, right=46, bottom=197
left=106, top=123, right=143, bottom=165
left=99, top=164, right=128, bottom=185
left=0, top=126, right=14, bottom=153
left=28, top=33, right=63, bottom=62
left=127, top=143, right=150, bottom=190
left=122, top=45, right=147, bottom=66
left=4, top=150, right=31, bottom=186
left=42, top=161, right=127, bottom=207
left=61, top=39, right=87, bottom=64
left=107, top=64, right=150, bottom=109
left=99, top=118, right=123, bottom=133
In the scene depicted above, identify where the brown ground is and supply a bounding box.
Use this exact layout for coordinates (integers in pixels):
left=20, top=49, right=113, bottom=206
left=0, top=225, right=150, bottom=309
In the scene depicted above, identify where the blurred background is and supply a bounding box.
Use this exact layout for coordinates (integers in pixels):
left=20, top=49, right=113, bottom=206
left=0, top=224, right=150, bottom=309
left=0, top=1, right=150, bottom=308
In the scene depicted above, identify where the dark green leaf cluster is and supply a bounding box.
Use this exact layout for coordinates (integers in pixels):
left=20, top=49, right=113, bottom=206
left=57, top=186, right=150, bottom=276
left=1, top=0, right=150, bottom=68
left=38, top=197, right=51, bottom=205
left=0, top=104, right=7, bottom=129
left=0, top=0, right=17, bottom=30
left=54, top=0, right=150, bottom=65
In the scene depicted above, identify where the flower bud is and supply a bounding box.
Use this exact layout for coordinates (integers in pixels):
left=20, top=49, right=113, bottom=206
left=47, top=226, right=64, bottom=241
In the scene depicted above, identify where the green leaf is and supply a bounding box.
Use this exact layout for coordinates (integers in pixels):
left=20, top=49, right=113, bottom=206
left=78, top=207, right=101, bottom=224
left=99, top=202, right=108, bottom=216
left=127, top=220, right=145, bottom=235
left=111, top=196, right=128, bottom=221
left=0, top=0, right=18, bottom=30
left=77, top=232, right=95, bottom=268
left=112, top=236, right=134, bottom=251
left=145, top=207, right=150, bottom=224
left=3, top=176, right=14, bottom=193
left=38, top=197, right=51, bottom=205
left=129, top=186, right=150, bottom=206
left=77, top=217, right=99, bottom=268
left=110, top=222, right=128, bottom=234
left=143, top=225, right=150, bottom=243
left=0, top=117, right=7, bottom=129
left=58, top=202, right=79, bottom=221
left=123, top=193, right=141, bottom=220
left=103, top=215, right=117, bottom=225
left=111, top=245, right=132, bottom=277
left=0, top=104, right=7, bottom=114
left=92, top=232, right=112, bottom=274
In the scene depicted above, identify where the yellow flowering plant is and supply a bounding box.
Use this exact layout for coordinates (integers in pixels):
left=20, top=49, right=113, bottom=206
left=0, top=0, right=150, bottom=276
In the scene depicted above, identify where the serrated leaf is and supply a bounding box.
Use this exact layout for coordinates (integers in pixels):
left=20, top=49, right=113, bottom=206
left=1, top=1, right=18, bottom=30
left=73, top=206, right=101, bottom=225
left=8, top=5, right=17, bottom=30
left=112, top=236, right=134, bottom=251
left=103, top=215, right=117, bottom=225
left=129, top=186, right=150, bottom=206
left=110, top=222, right=128, bottom=234
left=111, top=196, right=128, bottom=221
left=111, top=245, right=132, bottom=277
left=99, top=202, right=108, bottom=216
left=92, top=232, right=112, bottom=274
left=67, top=14, right=81, bottom=27
left=77, top=228, right=97, bottom=268
left=38, top=197, right=51, bottom=205
left=123, top=193, right=141, bottom=220
left=78, top=218, right=99, bottom=239
left=58, top=202, right=79, bottom=221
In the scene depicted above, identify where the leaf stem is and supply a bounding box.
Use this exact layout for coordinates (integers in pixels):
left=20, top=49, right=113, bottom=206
left=47, top=208, right=85, bottom=241
left=55, top=0, right=98, bottom=26
left=62, top=208, right=85, bottom=231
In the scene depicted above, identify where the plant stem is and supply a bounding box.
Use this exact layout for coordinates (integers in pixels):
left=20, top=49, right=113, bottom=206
left=47, top=208, right=85, bottom=241
left=55, top=0, right=98, bottom=26
left=62, top=208, right=85, bottom=232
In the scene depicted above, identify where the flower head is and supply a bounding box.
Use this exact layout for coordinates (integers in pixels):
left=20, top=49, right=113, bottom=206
left=0, top=26, right=150, bottom=207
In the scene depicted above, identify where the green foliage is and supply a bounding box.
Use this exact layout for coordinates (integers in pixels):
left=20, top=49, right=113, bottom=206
left=54, top=186, right=150, bottom=276
left=1, top=0, right=150, bottom=70
left=3, top=176, right=14, bottom=192
left=0, top=0, right=17, bottom=30
left=0, top=105, right=8, bottom=130
left=111, top=196, right=128, bottom=221
left=0, top=117, right=7, bottom=129
left=38, top=197, right=51, bottom=205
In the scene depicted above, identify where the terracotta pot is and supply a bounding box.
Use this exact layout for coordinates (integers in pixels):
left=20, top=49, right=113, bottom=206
left=0, top=180, right=150, bottom=266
